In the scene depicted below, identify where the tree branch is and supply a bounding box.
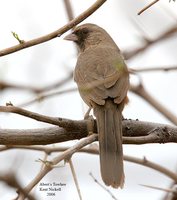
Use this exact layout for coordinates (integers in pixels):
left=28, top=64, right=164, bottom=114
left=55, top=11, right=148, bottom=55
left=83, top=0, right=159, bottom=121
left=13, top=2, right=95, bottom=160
left=0, top=105, right=81, bottom=128
left=0, top=81, right=40, bottom=93
left=68, top=159, right=82, bottom=200
left=17, top=134, right=97, bottom=200
left=124, top=25, right=177, bottom=60
left=19, top=88, right=77, bottom=107
left=89, top=172, right=118, bottom=200
left=2, top=145, right=177, bottom=184
left=0, top=118, right=177, bottom=145
left=130, top=66, right=177, bottom=73
left=0, top=173, right=36, bottom=200
left=138, top=0, right=160, bottom=15
left=63, top=0, right=75, bottom=21
left=0, top=0, right=107, bottom=57
left=130, top=83, right=177, bottom=125
left=125, top=155, right=177, bottom=183
left=57, top=147, right=177, bottom=183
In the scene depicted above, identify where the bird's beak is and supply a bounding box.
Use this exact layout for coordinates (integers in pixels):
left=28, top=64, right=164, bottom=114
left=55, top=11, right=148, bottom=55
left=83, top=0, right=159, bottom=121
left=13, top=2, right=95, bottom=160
left=64, top=33, right=78, bottom=42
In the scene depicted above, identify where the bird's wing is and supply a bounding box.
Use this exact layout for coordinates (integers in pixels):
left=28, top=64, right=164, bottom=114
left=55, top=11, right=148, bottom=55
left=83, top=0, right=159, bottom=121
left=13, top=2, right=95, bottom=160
left=74, top=47, right=129, bottom=106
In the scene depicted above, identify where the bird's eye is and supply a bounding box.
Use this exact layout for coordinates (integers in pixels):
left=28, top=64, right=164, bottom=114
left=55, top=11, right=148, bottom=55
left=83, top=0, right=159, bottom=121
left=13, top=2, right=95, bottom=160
left=82, top=28, right=89, bottom=35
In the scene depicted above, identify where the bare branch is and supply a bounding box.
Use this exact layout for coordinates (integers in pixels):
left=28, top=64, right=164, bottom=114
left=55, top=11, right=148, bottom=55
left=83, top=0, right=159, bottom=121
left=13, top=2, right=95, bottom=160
left=125, top=155, right=177, bottom=183
left=130, top=66, right=177, bottom=73
left=130, top=83, right=177, bottom=125
left=0, top=105, right=65, bottom=126
left=0, top=0, right=107, bottom=57
left=39, top=72, right=73, bottom=93
left=140, top=184, right=177, bottom=194
left=0, top=173, right=36, bottom=200
left=17, top=134, right=97, bottom=200
left=138, top=0, right=160, bottom=15
left=19, top=88, right=77, bottom=107
left=0, top=73, right=73, bottom=99
left=0, top=119, right=177, bottom=145
left=1, top=144, right=177, bottom=183
left=68, top=159, right=82, bottom=200
left=124, top=25, right=177, bottom=60
left=0, top=81, right=41, bottom=93
left=89, top=148, right=177, bottom=185
left=63, top=0, right=75, bottom=21
left=164, top=184, right=177, bottom=200
left=89, top=172, right=118, bottom=200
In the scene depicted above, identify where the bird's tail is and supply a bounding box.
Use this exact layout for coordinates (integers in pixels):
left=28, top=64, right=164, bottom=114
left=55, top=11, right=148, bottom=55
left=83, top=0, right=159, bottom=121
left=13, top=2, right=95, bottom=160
left=93, top=99, right=124, bottom=188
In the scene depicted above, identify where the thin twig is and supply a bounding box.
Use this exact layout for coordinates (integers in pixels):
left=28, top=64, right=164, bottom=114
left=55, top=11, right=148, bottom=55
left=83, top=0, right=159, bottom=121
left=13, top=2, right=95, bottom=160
left=89, top=151, right=177, bottom=183
left=19, top=88, right=77, bottom=107
left=0, top=105, right=64, bottom=126
left=130, top=66, right=177, bottom=73
left=39, top=72, right=73, bottom=93
left=164, top=184, right=177, bottom=200
left=0, top=82, right=40, bottom=93
left=89, top=172, right=118, bottom=200
left=0, top=73, right=73, bottom=95
left=1, top=144, right=177, bottom=183
left=140, top=184, right=177, bottom=193
left=123, top=25, right=177, bottom=59
left=68, top=159, right=82, bottom=200
left=17, top=134, right=97, bottom=200
left=63, top=0, right=75, bottom=21
left=138, top=0, right=160, bottom=15
left=0, top=0, right=107, bottom=57
left=130, top=83, right=177, bottom=125
left=0, top=173, right=36, bottom=200
left=125, top=155, right=177, bottom=182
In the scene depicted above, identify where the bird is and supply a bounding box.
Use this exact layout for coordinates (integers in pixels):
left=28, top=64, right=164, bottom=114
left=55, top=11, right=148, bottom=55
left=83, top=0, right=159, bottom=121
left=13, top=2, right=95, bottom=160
left=64, top=23, right=129, bottom=188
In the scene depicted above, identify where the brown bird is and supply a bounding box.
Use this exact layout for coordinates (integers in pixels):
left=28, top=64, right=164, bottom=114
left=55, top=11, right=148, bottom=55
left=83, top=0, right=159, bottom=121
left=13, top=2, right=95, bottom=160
left=64, top=23, right=129, bottom=188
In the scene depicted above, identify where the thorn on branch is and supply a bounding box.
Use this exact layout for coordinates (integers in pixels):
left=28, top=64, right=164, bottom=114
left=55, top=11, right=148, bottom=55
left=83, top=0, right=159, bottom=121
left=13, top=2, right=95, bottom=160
left=36, top=158, right=53, bottom=168
left=143, top=156, right=148, bottom=163
left=68, top=158, right=82, bottom=200
left=6, top=101, right=13, bottom=106
left=125, top=126, right=131, bottom=131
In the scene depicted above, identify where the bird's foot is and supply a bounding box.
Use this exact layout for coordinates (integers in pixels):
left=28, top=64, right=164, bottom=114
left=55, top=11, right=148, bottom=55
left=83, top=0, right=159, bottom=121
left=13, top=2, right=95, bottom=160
left=85, top=115, right=95, bottom=136
left=84, top=107, right=92, bottom=120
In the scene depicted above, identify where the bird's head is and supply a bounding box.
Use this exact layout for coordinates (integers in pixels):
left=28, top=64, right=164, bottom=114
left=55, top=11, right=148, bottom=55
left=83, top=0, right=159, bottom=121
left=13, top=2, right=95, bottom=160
left=64, top=23, right=115, bottom=52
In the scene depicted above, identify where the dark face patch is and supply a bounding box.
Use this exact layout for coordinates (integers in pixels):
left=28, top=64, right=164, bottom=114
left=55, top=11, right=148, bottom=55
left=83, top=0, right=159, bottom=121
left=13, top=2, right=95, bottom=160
left=74, top=28, right=90, bottom=45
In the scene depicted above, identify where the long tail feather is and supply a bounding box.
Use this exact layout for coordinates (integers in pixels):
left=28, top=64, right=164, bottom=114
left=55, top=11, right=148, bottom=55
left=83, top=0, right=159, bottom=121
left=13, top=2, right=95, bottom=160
left=93, top=99, right=124, bottom=188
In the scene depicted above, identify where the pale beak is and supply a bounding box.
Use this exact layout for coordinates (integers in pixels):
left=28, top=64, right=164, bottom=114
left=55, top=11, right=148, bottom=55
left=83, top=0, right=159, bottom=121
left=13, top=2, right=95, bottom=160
left=64, top=33, right=78, bottom=42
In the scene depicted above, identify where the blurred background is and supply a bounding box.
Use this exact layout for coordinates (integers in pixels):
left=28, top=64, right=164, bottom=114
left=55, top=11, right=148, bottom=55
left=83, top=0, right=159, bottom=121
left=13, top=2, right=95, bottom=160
left=0, top=0, right=177, bottom=199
